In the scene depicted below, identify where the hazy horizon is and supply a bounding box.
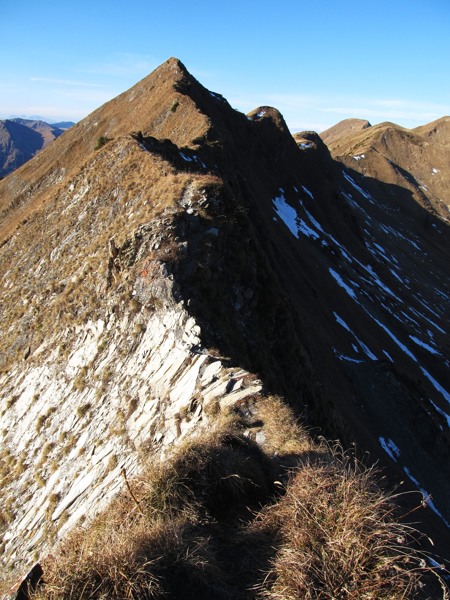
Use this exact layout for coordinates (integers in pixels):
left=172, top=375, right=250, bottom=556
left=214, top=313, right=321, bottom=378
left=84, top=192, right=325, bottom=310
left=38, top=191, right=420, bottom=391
left=2, top=1, right=450, bottom=133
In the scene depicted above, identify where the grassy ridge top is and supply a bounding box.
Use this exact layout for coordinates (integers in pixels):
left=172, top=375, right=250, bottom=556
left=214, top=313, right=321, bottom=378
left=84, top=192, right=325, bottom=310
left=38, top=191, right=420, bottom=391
left=30, top=397, right=446, bottom=599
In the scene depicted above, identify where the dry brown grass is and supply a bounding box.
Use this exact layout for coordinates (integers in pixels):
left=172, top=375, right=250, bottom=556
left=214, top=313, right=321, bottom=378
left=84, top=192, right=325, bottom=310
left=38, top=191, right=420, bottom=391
left=137, top=429, right=274, bottom=522
left=0, top=130, right=221, bottom=373
left=33, top=510, right=235, bottom=600
left=253, top=449, right=442, bottom=600
left=30, top=429, right=274, bottom=600
left=29, top=422, right=448, bottom=600
left=255, top=394, right=314, bottom=457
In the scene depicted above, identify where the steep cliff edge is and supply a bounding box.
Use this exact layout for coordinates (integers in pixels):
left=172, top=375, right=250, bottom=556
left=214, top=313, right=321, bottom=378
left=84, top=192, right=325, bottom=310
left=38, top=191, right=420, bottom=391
left=1, top=58, right=450, bottom=591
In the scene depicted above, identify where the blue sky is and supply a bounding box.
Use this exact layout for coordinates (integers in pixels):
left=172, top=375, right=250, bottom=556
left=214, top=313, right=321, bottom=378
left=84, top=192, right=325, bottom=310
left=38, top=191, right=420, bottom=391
left=2, top=0, right=449, bottom=132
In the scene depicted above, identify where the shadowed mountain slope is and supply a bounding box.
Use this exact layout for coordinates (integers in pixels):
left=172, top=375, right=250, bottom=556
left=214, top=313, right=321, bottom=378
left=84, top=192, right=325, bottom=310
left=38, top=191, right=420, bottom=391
left=0, top=119, right=66, bottom=178
left=1, top=58, right=450, bottom=588
left=321, top=116, right=450, bottom=219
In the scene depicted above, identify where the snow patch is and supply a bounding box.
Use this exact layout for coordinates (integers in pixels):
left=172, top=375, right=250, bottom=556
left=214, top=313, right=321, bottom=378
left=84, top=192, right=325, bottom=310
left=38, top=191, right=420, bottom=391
left=273, top=192, right=299, bottom=238
left=410, top=307, right=446, bottom=334
left=420, top=368, right=450, bottom=405
left=302, top=185, right=314, bottom=200
left=382, top=350, right=394, bottom=362
left=430, top=400, right=450, bottom=427
left=273, top=191, right=320, bottom=240
left=333, top=312, right=351, bottom=332
left=370, top=316, right=417, bottom=362
left=403, top=467, right=450, bottom=528
left=333, top=312, right=377, bottom=360
left=329, top=269, right=357, bottom=300
left=343, top=171, right=373, bottom=202
left=379, top=437, right=400, bottom=461
left=334, top=350, right=364, bottom=364
left=298, top=218, right=320, bottom=240
left=409, top=335, right=440, bottom=355
left=179, top=151, right=206, bottom=168
left=304, top=209, right=324, bottom=233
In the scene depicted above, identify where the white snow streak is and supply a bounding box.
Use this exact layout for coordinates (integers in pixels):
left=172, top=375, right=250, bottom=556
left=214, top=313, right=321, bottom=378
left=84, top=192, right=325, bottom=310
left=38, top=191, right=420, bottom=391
left=273, top=191, right=320, bottom=240
left=273, top=193, right=299, bottom=238
left=403, top=467, right=450, bottom=528
left=333, top=312, right=377, bottom=360
left=329, top=269, right=357, bottom=299
left=302, top=185, right=314, bottom=200
left=430, top=400, right=450, bottom=427
left=420, top=368, right=450, bottom=405
left=370, top=316, right=417, bottom=362
left=343, top=171, right=373, bottom=202
left=409, top=335, right=440, bottom=355
left=379, top=437, right=400, bottom=461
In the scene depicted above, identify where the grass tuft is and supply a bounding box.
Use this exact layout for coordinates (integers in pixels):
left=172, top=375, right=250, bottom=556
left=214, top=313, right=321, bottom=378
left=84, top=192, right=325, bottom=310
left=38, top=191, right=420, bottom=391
left=29, top=415, right=448, bottom=599
left=253, top=449, right=436, bottom=599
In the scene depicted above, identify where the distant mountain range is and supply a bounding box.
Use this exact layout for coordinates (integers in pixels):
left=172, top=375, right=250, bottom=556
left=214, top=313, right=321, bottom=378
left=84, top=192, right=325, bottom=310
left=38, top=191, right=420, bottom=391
left=0, top=118, right=74, bottom=177
left=320, top=116, right=450, bottom=220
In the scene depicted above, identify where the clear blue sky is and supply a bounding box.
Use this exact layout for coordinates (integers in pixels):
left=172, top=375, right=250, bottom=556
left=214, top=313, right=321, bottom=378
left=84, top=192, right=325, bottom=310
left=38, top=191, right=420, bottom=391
left=2, top=0, right=449, bottom=132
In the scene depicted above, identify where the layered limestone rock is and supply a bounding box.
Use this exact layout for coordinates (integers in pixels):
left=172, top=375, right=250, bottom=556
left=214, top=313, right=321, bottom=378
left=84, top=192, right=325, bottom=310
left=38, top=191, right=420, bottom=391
left=0, top=281, right=261, bottom=579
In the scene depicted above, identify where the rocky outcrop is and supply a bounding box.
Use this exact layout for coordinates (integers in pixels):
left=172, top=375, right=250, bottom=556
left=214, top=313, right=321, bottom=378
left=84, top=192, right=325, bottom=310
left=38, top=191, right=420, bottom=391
left=0, top=280, right=262, bottom=579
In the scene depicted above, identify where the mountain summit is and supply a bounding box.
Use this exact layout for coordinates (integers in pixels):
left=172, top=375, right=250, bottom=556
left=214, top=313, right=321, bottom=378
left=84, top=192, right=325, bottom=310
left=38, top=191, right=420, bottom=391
left=1, top=58, right=450, bottom=594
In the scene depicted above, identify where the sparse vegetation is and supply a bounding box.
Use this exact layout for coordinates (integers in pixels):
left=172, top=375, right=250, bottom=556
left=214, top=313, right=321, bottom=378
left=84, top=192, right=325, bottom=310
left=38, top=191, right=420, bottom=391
left=126, top=395, right=139, bottom=418
left=35, top=414, right=47, bottom=433
left=34, top=470, right=46, bottom=488
left=14, top=453, right=27, bottom=476
left=46, top=493, right=61, bottom=519
left=5, top=395, right=19, bottom=410
left=254, top=453, right=427, bottom=599
left=76, top=402, right=92, bottom=418
left=62, top=433, right=77, bottom=456
left=35, top=407, right=57, bottom=433
left=73, top=367, right=88, bottom=392
left=29, top=416, right=446, bottom=599
left=106, top=454, right=118, bottom=472
left=94, top=136, right=111, bottom=150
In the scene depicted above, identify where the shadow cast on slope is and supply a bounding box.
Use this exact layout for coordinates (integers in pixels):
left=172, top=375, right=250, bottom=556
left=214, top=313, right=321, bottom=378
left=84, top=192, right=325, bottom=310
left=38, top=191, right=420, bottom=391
left=165, top=135, right=450, bottom=558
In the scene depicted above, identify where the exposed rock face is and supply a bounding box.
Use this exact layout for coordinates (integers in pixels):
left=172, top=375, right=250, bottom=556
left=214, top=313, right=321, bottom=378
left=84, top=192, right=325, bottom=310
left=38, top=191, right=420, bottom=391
left=1, top=57, right=450, bottom=586
left=1, top=293, right=262, bottom=577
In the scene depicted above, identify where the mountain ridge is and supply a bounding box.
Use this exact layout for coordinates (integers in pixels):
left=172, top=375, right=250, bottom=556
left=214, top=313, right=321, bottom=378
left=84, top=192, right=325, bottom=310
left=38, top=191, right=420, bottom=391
left=1, top=57, right=450, bottom=593
left=320, top=115, right=450, bottom=219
